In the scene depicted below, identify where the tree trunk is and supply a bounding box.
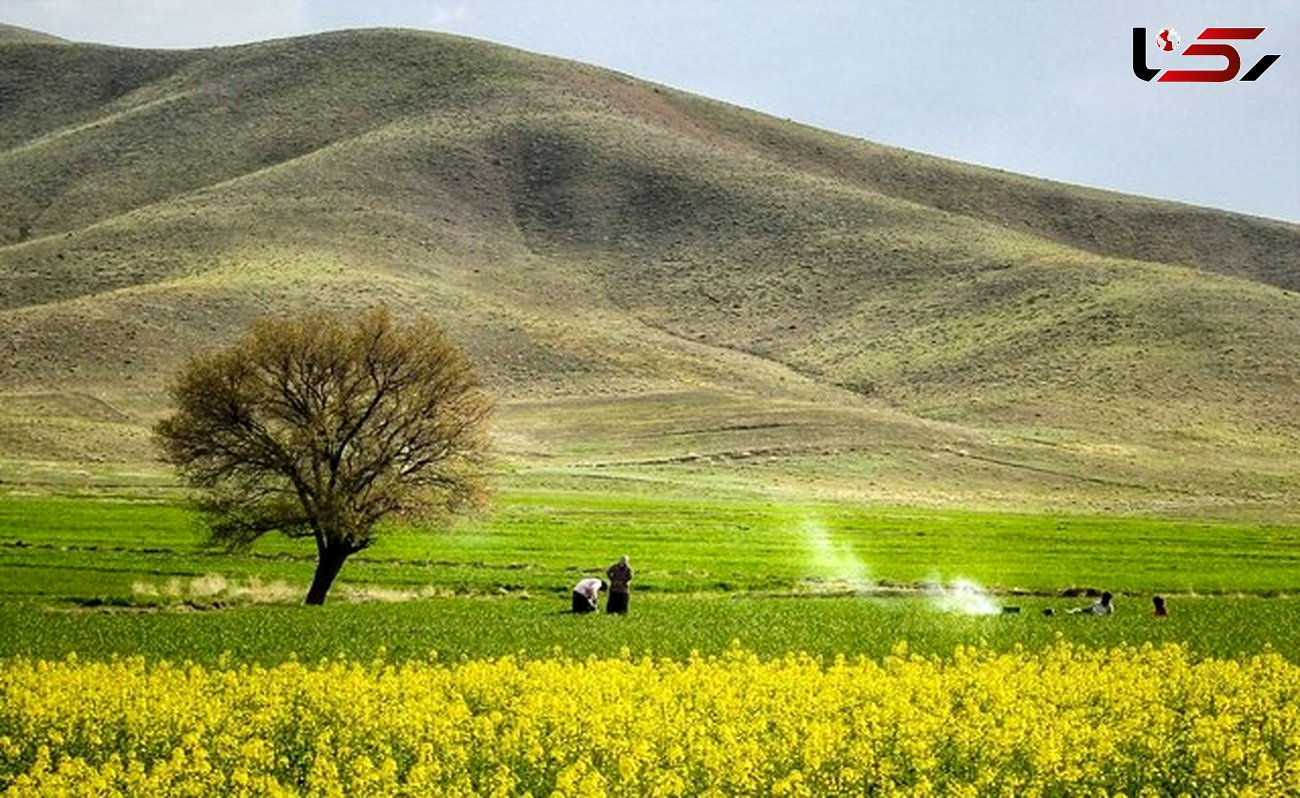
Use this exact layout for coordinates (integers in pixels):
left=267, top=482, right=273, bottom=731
left=305, top=543, right=351, bottom=605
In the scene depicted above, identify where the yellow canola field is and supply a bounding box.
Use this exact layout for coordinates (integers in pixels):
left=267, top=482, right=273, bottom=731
left=1, top=643, right=1298, bottom=797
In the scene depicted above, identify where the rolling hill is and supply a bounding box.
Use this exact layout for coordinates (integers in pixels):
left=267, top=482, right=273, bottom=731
left=1, top=25, right=1298, bottom=517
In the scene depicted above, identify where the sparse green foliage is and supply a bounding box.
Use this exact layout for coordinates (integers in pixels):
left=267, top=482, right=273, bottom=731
left=154, top=307, right=491, bottom=604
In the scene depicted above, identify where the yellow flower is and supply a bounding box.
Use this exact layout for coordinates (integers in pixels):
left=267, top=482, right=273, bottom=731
left=1, top=643, right=1296, bottom=796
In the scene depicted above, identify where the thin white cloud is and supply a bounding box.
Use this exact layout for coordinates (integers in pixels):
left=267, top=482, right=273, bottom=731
left=428, top=2, right=470, bottom=27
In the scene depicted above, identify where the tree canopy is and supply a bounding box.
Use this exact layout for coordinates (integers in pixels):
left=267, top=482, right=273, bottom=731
left=155, top=307, right=491, bottom=604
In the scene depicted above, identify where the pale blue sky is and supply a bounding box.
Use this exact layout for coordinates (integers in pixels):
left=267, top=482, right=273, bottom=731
left=5, top=0, right=1298, bottom=221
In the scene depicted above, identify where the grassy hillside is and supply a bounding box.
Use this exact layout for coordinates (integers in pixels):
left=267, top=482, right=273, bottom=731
left=1, top=27, right=1297, bottom=517
left=0, top=24, right=66, bottom=45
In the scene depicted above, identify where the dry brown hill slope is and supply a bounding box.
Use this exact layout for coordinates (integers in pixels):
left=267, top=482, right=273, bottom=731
left=1, top=28, right=1297, bottom=514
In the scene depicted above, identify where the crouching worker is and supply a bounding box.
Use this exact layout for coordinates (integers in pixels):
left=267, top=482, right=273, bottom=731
left=572, top=577, right=607, bottom=613
left=1068, top=591, right=1114, bottom=615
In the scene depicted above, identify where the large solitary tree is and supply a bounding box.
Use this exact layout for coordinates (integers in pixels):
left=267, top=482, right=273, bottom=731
left=155, top=307, right=491, bottom=605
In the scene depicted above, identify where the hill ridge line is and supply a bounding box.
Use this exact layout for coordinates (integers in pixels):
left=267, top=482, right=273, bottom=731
left=3, top=119, right=427, bottom=258
left=2, top=89, right=198, bottom=160
left=650, top=95, right=1299, bottom=290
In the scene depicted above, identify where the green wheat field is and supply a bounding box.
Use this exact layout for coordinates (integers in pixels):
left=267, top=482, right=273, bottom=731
left=4, top=484, right=1297, bottom=665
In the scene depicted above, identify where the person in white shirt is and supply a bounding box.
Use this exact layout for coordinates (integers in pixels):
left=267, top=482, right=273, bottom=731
left=572, top=577, right=606, bottom=613
left=1068, top=591, right=1114, bottom=615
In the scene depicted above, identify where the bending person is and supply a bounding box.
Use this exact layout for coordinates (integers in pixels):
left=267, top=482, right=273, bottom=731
left=572, top=577, right=606, bottom=614
left=1068, top=591, right=1114, bottom=615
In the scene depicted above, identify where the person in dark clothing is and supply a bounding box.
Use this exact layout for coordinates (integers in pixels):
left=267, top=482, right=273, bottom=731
left=606, top=555, right=633, bottom=614
left=1153, top=595, right=1168, bottom=617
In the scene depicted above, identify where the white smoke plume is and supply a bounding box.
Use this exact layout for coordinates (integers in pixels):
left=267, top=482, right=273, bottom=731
left=929, top=577, right=1001, bottom=616
left=801, top=516, right=872, bottom=591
